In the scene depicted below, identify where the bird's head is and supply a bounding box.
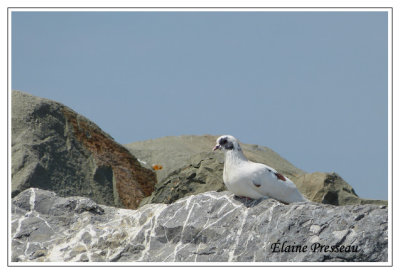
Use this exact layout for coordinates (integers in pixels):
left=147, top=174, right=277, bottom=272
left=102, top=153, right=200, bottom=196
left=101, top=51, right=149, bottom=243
left=213, top=135, right=242, bottom=152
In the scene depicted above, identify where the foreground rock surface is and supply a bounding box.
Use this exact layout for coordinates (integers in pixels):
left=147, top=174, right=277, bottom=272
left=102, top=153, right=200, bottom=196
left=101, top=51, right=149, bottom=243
left=12, top=188, right=388, bottom=262
left=12, top=90, right=156, bottom=209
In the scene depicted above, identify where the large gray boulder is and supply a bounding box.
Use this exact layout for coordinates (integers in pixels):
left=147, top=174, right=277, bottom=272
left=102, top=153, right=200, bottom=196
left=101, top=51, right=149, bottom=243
left=11, top=188, right=388, bottom=262
left=11, top=90, right=156, bottom=209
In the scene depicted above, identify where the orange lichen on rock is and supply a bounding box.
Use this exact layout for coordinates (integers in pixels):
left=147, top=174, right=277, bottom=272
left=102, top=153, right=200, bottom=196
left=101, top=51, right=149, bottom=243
left=62, top=107, right=156, bottom=209
left=152, top=164, right=163, bottom=170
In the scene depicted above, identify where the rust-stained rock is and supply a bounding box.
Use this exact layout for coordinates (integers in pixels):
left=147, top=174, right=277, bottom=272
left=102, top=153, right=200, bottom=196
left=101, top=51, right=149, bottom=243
left=11, top=90, right=156, bottom=209
left=62, top=108, right=156, bottom=208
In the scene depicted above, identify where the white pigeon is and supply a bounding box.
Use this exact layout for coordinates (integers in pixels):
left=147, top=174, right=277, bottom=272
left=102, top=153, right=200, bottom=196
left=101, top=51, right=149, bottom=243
left=213, top=135, right=308, bottom=203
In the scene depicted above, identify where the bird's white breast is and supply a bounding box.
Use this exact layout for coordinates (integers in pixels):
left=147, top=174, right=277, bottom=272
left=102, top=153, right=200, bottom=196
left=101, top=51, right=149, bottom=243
left=223, top=152, right=265, bottom=199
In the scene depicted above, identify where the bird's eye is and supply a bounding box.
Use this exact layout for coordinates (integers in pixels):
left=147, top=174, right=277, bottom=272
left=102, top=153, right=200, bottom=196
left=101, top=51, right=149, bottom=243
left=220, top=139, right=227, bottom=144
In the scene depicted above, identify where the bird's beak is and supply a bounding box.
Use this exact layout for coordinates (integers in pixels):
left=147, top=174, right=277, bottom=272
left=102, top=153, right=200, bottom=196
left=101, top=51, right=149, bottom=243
left=213, top=145, right=221, bottom=151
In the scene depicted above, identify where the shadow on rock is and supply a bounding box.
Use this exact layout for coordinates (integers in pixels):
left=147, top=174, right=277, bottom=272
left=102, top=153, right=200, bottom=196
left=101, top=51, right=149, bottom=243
left=233, top=195, right=267, bottom=208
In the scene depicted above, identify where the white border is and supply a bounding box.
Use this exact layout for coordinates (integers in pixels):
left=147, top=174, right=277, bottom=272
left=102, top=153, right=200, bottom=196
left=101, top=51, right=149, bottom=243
left=5, top=7, right=395, bottom=12
left=387, top=6, right=393, bottom=270
left=5, top=5, right=394, bottom=268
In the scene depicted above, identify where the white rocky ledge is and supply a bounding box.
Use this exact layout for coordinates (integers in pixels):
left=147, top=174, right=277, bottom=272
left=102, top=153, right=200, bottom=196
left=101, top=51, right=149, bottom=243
left=11, top=188, right=388, bottom=262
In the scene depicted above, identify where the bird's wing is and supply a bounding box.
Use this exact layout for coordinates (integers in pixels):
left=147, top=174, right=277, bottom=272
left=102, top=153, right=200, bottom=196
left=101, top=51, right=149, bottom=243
left=245, top=162, right=305, bottom=202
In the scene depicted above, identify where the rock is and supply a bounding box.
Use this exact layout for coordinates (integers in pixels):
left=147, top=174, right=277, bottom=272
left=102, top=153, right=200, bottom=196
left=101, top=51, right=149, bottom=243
left=295, top=172, right=388, bottom=206
left=139, top=152, right=226, bottom=206
left=11, top=188, right=388, bottom=262
left=127, top=135, right=386, bottom=206
left=11, top=90, right=156, bottom=209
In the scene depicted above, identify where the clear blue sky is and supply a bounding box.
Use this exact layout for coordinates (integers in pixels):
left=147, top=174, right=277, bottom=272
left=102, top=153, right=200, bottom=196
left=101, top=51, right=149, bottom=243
left=11, top=11, right=388, bottom=200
